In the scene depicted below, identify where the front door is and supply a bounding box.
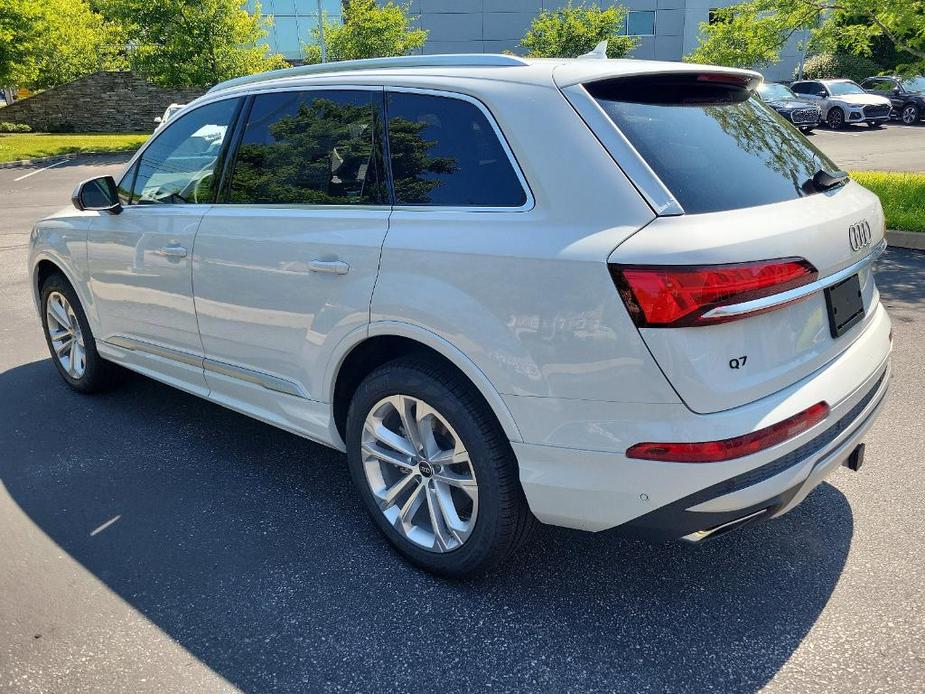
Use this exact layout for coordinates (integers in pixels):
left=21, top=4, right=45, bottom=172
left=192, top=87, right=390, bottom=437
left=88, top=97, right=242, bottom=394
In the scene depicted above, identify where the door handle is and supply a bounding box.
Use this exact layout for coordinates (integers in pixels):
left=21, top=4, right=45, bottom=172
left=308, top=259, right=350, bottom=275
left=158, top=243, right=188, bottom=258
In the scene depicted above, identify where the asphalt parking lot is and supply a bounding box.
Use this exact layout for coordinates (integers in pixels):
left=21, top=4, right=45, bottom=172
left=811, top=122, right=925, bottom=171
left=1, top=155, right=924, bottom=693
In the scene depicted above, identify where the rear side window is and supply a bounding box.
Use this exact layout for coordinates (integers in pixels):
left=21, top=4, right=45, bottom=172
left=587, top=74, right=839, bottom=214
left=385, top=92, right=527, bottom=207
left=227, top=89, right=386, bottom=205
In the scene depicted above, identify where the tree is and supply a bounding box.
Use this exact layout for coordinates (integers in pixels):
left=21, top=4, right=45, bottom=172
left=102, top=0, right=288, bottom=88
left=30, top=0, right=127, bottom=90
left=1, top=0, right=123, bottom=92
left=520, top=3, right=638, bottom=59
left=686, top=0, right=925, bottom=75
left=0, top=0, right=44, bottom=89
left=303, top=0, right=427, bottom=64
left=801, top=52, right=881, bottom=81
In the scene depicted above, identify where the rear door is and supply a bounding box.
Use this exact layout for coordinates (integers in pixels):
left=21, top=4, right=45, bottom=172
left=572, top=72, right=885, bottom=413
left=192, top=87, right=389, bottom=432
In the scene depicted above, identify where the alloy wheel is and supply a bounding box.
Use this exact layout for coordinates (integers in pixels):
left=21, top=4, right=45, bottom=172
left=45, top=291, right=86, bottom=379
left=901, top=105, right=918, bottom=125
left=827, top=109, right=844, bottom=128
left=361, top=394, right=478, bottom=553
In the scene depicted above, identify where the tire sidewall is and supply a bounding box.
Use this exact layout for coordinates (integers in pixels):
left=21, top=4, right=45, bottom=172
left=345, top=363, right=509, bottom=576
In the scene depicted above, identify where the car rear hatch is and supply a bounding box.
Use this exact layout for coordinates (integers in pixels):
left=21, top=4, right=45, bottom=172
left=558, top=68, right=887, bottom=414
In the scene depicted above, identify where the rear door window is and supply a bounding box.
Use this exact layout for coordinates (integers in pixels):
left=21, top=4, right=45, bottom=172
left=385, top=92, right=527, bottom=207
left=586, top=74, right=839, bottom=214
left=227, top=89, right=387, bottom=205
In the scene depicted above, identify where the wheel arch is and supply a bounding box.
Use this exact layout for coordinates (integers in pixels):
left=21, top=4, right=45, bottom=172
left=30, top=253, right=95, bottom=325
left=326, top=322, right=524, bottom=447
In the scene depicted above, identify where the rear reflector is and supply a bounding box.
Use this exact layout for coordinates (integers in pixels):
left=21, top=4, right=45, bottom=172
left=611, top=258, right=817, bottom=328
left=626, top=401, right=830, bottom=463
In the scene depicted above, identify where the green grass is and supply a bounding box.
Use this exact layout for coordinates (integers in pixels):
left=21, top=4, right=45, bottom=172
left=851, top=171, right=925, bottom=233
left=0, top=132, right=148, bottom=164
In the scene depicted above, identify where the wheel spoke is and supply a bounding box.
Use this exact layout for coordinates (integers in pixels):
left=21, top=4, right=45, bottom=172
left=396, top=395, right=424, bottom=456
left=430, top=443, right=469, bottom=466
left=425, top=483, right=452, bottom=551
left=398, top=481, right=426, bottom=527
left=379, top=471, right=418, bottom=508
left=54, top=336, right=73, bottom=356
left=365, top=419, right=416, bottom=458
left=362, top=441, right=415, bottom=472
left=47, top=300, right=71, bottom=330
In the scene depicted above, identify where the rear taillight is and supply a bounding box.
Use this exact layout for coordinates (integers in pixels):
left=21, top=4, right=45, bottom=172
left=610, top=258, right=817, bottom=328
left=626, top=401, right=830, bottom=463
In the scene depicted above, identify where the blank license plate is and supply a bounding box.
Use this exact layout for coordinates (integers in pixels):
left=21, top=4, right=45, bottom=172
left=824, top=274, right=864, bottom=338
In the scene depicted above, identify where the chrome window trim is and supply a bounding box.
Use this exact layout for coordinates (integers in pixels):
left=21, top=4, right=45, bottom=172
left=559, top=82, right=684, bottom=217
left=701, top=239, right=887, bottom=320
left=384, top=86, right=536, bottom=214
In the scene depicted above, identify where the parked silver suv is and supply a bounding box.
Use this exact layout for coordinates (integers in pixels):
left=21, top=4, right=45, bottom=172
left=29, top=56, right=891, bottom=576
left=791, top=79, right=892, bottom=128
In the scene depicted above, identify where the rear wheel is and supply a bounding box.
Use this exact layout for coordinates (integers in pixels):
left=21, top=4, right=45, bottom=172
left=40, top=273, right=119, bottom=393
left=345, top=357, right=535, bottom=577
left=826, top=107, right=845, bottom=129
left=901, top=104, right=920, bottom=125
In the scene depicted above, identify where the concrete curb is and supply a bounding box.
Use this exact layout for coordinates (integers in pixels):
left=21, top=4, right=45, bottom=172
left=887, top=230, right=925, bottom=251
left=0, top=151, right=134, bottom=169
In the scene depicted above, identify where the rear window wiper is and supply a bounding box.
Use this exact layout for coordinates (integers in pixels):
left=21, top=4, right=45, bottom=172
left=803, top=169, right=848, bottom=193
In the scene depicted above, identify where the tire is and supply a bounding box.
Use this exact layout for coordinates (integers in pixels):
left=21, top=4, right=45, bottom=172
left=826, top=107, right=845, bottom=129
left=345, top=356, right=536, bottom=577
left=40, top=273, right=119, bottom=393
left=901, top=103, right=920, bottom=125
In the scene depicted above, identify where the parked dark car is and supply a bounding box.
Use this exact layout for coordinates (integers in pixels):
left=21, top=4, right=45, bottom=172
left=756, top=82, right=821, bottom=132
left=860, top=75, right=925, bottom=125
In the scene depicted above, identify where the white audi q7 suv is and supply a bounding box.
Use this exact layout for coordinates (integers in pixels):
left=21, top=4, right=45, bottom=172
left=29, top=54, right=891, bottom=576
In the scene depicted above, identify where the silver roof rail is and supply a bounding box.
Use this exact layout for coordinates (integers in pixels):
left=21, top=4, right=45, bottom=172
left=207, top=54, right=531, bottom=94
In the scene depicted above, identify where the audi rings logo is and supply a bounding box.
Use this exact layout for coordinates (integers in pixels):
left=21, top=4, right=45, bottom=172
left=849, top=220, right=872, bottom=252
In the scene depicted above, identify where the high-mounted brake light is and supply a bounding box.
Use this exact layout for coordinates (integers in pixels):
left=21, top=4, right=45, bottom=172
left=610, top=258, right=817, bottom=328
left=696, top=72, right=752, bottom=86
left=626, top=401, right=830, bottom=463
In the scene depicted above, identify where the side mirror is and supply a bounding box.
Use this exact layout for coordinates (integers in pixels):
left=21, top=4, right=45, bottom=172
left=817, top=91, right=827, bottom=97
left=72, top=176, right=122, bottom=214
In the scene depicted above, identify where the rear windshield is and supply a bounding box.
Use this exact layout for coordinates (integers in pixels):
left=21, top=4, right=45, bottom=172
left=587, top=74, right=839, bottom=214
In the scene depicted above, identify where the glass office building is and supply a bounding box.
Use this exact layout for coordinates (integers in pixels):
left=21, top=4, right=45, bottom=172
left=251, top=1, right=800, bottom=81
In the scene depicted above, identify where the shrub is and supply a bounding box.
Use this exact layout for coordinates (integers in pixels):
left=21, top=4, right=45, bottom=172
left=0, top=122, right=32, bottom=133
left=799, top=53, right=882, bottom=83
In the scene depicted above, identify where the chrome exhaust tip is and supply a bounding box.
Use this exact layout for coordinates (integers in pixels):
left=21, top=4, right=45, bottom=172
left=680, top=508, right=769, bottom=544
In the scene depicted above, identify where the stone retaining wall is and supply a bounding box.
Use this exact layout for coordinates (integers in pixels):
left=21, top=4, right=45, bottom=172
left=0, top=72, right=204, bottom=133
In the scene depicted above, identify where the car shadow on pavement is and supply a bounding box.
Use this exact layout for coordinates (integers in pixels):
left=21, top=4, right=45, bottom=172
left=876, top=247, right=925, bottom=307
left=0, top=360, right=854, bottom=693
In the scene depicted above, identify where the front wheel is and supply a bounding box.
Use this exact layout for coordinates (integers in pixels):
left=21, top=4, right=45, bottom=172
left=40, top=273, right=119, bottom=393
left=901, top=104, right=920, bottom=125
left=826, top=108, right=845, bottom=129
left=345, top=357, right=535, bottom=577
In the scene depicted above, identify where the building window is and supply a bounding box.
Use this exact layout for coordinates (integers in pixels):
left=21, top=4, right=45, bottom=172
left=627, top=11, right=656, bottom=37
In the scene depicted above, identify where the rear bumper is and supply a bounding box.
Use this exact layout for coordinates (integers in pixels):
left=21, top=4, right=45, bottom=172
left=511, top=302, right=892, bottom=533
left=618, top=361, right=889, bottom=541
